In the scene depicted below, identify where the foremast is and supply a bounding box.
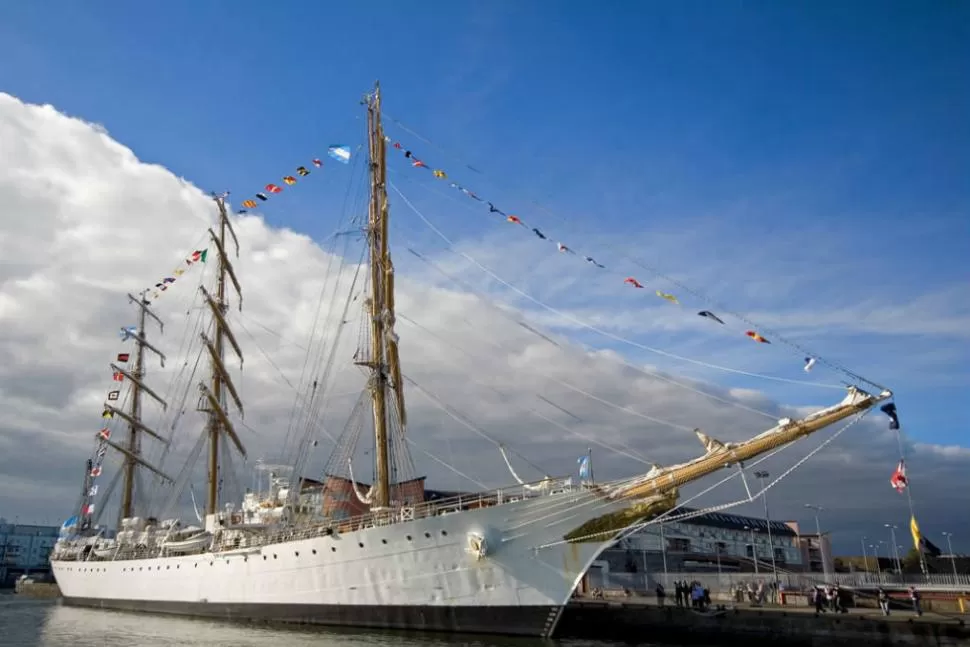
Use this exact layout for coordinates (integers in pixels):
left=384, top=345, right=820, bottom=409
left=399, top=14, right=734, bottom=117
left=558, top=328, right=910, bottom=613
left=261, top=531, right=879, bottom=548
left=361, top=82, right=407, bottom=510
left=199, top=194, right=246, bottom=516
left=100, top=291, right=173, bottom=526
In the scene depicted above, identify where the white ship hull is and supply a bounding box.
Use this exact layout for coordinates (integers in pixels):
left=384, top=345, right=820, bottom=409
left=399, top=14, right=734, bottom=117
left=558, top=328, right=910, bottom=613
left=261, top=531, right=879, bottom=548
left=52, top=489, right=625, bottom=636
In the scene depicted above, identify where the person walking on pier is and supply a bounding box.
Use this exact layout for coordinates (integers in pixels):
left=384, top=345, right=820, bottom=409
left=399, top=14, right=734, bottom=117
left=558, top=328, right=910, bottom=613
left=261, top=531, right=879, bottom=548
left=909, top=586, right=922, bottom=617
left=878, top=587, right=890, bottom=616
left=674, top=581, right=683, bottom=607
left=655, top=582, right=666, bottom=607
left=813, top=586, right=826, bottom=615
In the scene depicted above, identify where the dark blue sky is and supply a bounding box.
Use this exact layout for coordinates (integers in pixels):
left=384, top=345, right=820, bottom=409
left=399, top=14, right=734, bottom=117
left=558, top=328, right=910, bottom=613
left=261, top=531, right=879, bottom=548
left=2, top=1, right=967, bottom=448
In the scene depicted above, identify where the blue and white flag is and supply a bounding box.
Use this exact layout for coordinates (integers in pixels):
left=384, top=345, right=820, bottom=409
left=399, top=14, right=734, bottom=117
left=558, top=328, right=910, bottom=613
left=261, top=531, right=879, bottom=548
left=328, top=145, right=351, bottom=164
left=119, top=326, right=138, bottom=341
left=578, top=455, right=590, bottom=479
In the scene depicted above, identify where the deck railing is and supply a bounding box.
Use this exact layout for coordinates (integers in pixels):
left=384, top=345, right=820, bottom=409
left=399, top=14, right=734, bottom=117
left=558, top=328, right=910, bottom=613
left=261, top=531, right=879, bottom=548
left=55, top=476, right=581, bottom=563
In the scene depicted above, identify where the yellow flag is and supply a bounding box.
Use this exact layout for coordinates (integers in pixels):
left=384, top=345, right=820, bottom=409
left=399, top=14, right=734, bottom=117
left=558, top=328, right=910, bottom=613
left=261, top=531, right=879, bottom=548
left=910, top=515, right=921, bottom=551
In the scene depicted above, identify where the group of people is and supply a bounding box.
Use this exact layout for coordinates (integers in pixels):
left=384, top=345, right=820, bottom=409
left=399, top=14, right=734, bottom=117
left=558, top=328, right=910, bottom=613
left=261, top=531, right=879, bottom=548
left=812, top=584, right=848, bottom=614
left=733, top=580, right=777, bottom=605
left=877, top=586, right=922, bottom=616
left=655, top=580, right=711, bottom=610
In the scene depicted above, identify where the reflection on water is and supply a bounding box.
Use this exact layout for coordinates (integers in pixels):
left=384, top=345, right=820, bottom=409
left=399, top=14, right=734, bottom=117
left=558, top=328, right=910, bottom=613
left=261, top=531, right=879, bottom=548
left=0, top=595, right=611, bottom=647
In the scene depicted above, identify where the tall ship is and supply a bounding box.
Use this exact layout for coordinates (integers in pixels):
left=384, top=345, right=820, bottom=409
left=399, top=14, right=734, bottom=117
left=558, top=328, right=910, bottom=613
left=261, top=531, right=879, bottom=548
left=50, top=83, right=893, bottom=637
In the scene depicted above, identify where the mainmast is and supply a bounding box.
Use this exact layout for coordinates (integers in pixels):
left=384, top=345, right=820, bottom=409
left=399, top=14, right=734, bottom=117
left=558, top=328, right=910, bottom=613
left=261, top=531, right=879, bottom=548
left=200, top=194, right=246, bottom=516
left=361, top=82, right=407, bottom=509
left=105, top=291, right=173, bottom=524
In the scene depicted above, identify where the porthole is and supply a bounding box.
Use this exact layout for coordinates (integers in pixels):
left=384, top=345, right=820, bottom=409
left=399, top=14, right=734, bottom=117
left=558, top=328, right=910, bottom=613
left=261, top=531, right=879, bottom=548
left=359, top=542, right=364, bottom=548
left=331, top=547, right=336, bottom=552
left=273, top=554, right=277, bottom=559
left=194, top=564, right=198, bottom=568
left=441, top=530, right=448, bottom=536
left=424, top=532, right=431, bottom=538
left=210, top=561, right=214, bottom=566
left=381, top=539, right=387, bottom=544
left=166, top=565, right=170, bottom=570
left=295, top=551, right=300, bottom=557
left=406, top=535, right=412, bottom=541
left=312, top=549, right=317, bottom=555
left=263, top=556, right=267, bottom=560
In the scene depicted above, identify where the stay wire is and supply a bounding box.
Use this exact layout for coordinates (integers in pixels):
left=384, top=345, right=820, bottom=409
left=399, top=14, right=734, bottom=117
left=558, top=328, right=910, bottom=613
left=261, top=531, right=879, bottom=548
left=389, top=180, right=845, bottom=398
left=381, top=116, right=886, bottom=392
left=398, top=232, right=782, bottom=423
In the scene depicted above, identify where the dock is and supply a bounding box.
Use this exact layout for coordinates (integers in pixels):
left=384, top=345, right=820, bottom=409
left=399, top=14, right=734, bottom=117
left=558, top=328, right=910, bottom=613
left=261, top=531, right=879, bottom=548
left=557, top=596, right=970, bottom=646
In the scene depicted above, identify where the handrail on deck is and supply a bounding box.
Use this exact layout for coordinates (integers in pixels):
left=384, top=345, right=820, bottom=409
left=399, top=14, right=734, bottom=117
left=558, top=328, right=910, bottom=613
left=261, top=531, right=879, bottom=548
left=54, top=475, right=582, bottom=563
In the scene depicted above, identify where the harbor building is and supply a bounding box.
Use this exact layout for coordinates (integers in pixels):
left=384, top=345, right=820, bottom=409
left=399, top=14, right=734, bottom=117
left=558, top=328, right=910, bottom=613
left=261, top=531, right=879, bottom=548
left=590, top=507, right=834, bottom=588
left=0, top=520, right=59, bottom=588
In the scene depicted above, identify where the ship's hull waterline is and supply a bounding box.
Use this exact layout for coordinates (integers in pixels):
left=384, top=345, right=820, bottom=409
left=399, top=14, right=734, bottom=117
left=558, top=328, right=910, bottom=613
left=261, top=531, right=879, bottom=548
left=53, top=490, right=624, bottom=637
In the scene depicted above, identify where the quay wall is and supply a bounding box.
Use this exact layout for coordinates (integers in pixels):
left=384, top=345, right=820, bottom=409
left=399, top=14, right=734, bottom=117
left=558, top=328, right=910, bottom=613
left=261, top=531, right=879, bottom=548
left=556, top=600, right=970, bottom=647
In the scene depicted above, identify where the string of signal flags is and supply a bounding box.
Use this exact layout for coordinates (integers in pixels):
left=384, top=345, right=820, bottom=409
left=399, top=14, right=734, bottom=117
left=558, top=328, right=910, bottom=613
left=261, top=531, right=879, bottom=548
left=144, top=144, right=353, bottom=305
left=382, top=136, right=830, bottom=374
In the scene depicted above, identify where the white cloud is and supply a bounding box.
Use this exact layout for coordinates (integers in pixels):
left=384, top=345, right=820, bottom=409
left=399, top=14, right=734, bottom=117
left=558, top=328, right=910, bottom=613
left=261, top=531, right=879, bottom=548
left=1, top=92, right=968, bottom=555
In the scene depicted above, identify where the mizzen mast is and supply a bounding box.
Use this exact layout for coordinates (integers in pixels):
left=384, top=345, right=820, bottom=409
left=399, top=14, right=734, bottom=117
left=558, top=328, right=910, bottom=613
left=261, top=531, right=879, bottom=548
left=200, top=194, right=246, bottom=515
left=359, top=82, right=407, bottom=510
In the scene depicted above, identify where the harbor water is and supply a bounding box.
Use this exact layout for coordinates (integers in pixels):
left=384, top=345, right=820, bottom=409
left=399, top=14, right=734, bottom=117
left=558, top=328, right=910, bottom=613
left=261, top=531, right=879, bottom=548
left=0, top=595, right=626, bottom=647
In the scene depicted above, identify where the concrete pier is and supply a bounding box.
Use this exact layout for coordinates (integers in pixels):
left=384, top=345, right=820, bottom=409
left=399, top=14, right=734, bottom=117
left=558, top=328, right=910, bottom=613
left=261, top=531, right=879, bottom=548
left=556, top=598, right=970, bottom=646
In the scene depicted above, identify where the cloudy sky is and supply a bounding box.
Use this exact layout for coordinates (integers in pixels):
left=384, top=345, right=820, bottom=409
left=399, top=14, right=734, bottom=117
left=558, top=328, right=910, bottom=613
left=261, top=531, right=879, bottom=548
left=1, top=2, right=968, bottom=555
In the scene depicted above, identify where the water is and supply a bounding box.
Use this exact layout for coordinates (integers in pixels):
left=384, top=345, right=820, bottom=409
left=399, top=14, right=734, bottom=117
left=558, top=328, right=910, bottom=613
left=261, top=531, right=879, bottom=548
left=0, top=595, right=627, bottom=647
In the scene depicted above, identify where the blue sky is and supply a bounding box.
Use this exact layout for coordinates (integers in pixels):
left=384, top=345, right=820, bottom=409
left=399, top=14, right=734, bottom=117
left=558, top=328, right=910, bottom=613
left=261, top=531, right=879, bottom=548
left=2, top=0, right=967, bottom=452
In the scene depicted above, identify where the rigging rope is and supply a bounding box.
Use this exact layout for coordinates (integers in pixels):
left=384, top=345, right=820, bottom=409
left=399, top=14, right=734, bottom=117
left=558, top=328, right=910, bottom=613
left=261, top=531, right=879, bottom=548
left=381, top=116, right=885, bottom=392
left=389, top=181, right=845, bottom=398
left=402, top=374, right=550, bottom=476
left=396, top=312, right=658, bottom=466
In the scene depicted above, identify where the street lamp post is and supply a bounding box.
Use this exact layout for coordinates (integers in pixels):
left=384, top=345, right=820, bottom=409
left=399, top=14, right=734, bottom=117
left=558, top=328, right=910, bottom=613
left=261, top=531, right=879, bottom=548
left=755, top=470, right=779, bottom=594
left=805, top=504, right=828, bottom=581
left=885, top=524, right=902, bottom=575
left=861, top=536, right=870, bottom=573
left=659, top=522, right=668, bottom=586
left=943, top=533, right=958, bottom=580
left=870, top=543, right=883, bottom=583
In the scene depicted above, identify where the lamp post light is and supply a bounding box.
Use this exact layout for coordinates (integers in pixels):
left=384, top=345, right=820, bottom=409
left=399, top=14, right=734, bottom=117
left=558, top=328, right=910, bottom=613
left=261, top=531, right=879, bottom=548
left=744, top=526, right=760, bottom=574
left=870, top=543, right=883, bottom=583
left=659, top=521, right=668, bottom=586
left=943, top=532, right=958, bottom=580
left=805, top=504, right=828, bottom=581
left=754, top=470, right=779, bottom=594
left=885, top=524, right=902, bottom=575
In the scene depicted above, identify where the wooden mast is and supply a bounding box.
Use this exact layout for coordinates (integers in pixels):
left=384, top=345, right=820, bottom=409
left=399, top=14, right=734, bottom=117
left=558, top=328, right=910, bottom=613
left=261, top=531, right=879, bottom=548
left=202, top=194, right=246, bottom=516
left=364, top=82, right=394, bottom=509
left=115, top=290, right=169, bottom=522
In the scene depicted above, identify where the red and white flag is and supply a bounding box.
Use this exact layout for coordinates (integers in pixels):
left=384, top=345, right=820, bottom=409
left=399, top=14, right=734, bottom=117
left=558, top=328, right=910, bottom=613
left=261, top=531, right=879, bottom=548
left=890, top=460, right=908, bottom=493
